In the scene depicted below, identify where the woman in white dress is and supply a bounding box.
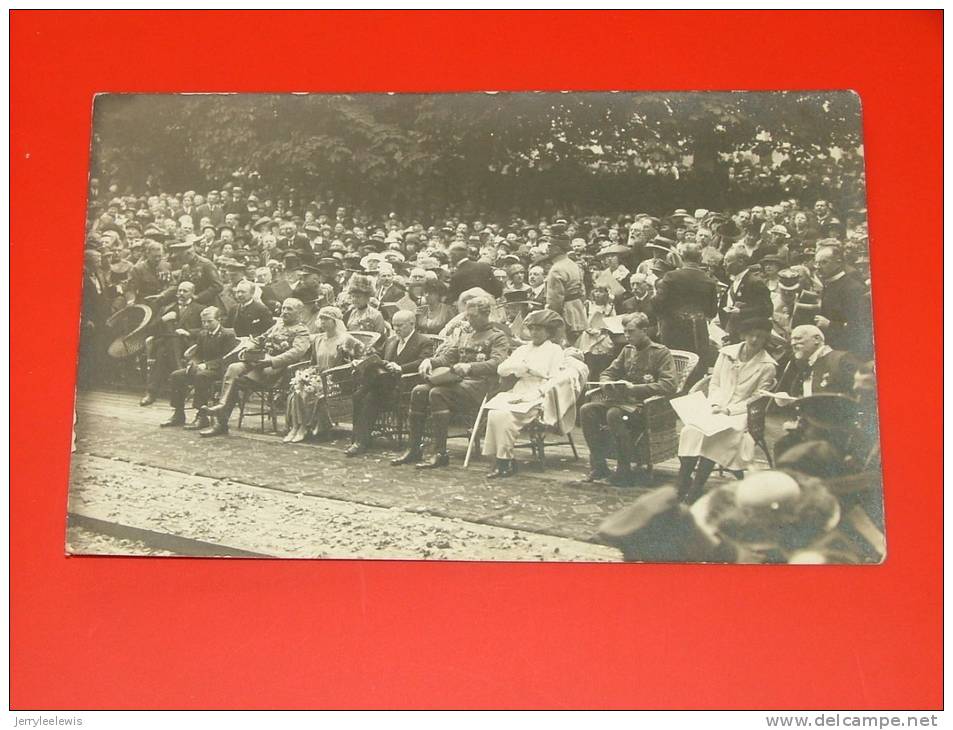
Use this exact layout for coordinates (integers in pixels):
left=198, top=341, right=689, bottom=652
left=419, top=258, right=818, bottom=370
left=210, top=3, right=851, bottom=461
left=481, top=309, right=567, bottom=479
left=676, top=316, right=778, bottom=502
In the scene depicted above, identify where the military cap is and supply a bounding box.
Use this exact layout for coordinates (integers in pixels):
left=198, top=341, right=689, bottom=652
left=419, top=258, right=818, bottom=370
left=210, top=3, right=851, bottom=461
left=168, top=240, right=194, bottom=252
left=252, top=216, right=273, bottom=230
left=760, top=254, right=784, bottom=268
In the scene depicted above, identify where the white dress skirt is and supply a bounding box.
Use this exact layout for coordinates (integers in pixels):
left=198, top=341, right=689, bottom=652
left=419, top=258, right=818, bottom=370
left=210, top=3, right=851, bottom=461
left=482, top=340, right=565, bottom=460
left=678, top=342, right=777, bottom=471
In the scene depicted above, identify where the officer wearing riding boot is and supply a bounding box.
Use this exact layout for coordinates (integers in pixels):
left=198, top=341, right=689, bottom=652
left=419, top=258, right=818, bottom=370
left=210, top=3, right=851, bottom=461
left=579, top=311, right=678, bottom=486
left=199, top=298, right=310, bottom=437
left=391, top=292, right=510, bottom=469
left=160, top=306, right=237, bottom=430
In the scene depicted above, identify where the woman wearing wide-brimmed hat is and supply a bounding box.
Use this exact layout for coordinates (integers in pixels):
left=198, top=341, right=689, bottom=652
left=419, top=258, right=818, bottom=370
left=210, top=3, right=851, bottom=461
left=481, top=309, right=568, bottom=479
left=344, top=273, right=388, bottom=344
left=285, top=306, right=365, bottom=443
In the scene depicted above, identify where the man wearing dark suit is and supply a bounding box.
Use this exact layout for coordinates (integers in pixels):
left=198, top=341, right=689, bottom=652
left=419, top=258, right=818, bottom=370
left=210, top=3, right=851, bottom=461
left=206, top=191, right=226, bottom=227
left=192, top=194, right=211, bottom=230
left=652, top=243, right=719, bottom=356
left=160, top=306, right=238, bottom=429
left=718, top=248, right=773, bottom=339
left=224, top=280, right=274, bottom=337
left=79, top=249, right=115, bottom=386
left=771, top=324, right=862, bottom=461
left=346, top=310, right=434, bottom=456
left=446, top=242, right=503, bottom=303
left=141, top=281, right=204, bottom=406
left=775, top=325, right=860, bottom=401
left=814, top=245, right=872, bottom=358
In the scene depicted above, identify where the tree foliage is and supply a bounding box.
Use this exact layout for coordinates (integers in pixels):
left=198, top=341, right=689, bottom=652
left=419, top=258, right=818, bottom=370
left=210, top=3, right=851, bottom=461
left=90, top=91, right=865, bottom=214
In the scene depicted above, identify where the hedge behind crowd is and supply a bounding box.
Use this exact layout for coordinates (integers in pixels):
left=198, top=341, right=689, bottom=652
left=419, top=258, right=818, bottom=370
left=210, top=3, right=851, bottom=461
left=90, top=92, right=866, bottom=217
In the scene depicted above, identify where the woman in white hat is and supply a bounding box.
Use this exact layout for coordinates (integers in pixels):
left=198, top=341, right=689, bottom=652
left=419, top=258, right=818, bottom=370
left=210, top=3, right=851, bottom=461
left=286, top=306, right=365, bottom=443
left=481, top=309, right=569, bottom=479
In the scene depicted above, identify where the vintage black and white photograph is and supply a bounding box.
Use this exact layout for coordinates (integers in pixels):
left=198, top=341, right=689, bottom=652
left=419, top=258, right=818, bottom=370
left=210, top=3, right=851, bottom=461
left=69, top=91, right=883, bottom=563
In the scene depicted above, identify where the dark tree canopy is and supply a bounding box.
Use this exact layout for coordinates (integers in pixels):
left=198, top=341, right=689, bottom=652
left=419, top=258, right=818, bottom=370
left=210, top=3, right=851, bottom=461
left=90, top=91, right=866, bottom=216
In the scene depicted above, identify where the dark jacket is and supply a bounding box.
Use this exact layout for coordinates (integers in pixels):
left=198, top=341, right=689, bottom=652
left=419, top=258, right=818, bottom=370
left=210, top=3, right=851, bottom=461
left=226, top=299, right=274, bottom=337
left=718, top=268, right=774, bottom=329
left=776, top=348, right=861, bottom=400
left=448, top=260, right=503, bottom=303
left=653, top=265, right=719, bottom=353
left=382, top=330, right=434, bottom=374
left=819, top=273, right=873, bottom=357
left=190, top=326, right=238, bottom=375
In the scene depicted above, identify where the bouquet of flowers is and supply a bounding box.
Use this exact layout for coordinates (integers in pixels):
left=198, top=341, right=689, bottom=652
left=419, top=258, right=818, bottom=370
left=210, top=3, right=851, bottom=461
left=290, top=366, right=322, bottom=398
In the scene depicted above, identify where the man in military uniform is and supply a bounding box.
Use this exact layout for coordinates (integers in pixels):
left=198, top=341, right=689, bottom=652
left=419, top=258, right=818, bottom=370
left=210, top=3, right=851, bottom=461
left=579, top=312, right=678, bottom=485
left=127, top=239, right=170, bottom=304
left=199, top=298, right=311, bottom=437
left=544, top=228, right=587, bottom=343
left=391, top=293, right=510, bottom=469
left=163, top=239, right=224, bottom=308
left=159, top=306, right=237, bottom=430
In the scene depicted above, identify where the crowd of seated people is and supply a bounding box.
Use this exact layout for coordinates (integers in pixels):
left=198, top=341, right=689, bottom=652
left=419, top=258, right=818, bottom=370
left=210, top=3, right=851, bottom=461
left=80, top=184, right=881, bottom=562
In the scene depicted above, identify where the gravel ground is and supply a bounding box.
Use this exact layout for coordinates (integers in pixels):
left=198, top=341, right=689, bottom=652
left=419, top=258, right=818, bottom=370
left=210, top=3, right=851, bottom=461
left=68, top=454, right=619, bottom=561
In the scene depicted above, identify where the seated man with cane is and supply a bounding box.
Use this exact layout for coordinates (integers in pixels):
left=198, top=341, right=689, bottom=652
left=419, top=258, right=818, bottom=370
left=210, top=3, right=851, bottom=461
left=391, top=293, right=510, bottom=469
left=579, top=312, right=678, bottom=486
left=199, top=298, right=311, bottom=437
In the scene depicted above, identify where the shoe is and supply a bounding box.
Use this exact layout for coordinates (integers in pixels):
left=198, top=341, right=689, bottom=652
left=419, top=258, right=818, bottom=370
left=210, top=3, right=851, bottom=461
left=417, top=452, right=450, bottom=469
left=184, top=415, right=210, bottom=431
left=486, top=459, right=515, bottom=479
left=585, top=466, right=611, bottom=482
left=160, top=412, right=186, bottom=428
left=311, top=430, right=334, bottom=443
left=140, top=394, right=156, bottom=407
left=391, top=448, right=422, bottom=466
left=282, top=427, right=298, bottom=443
left=290, top=427, right=306, bottom=443
left=609, top=471, right=637, bottom=487
left=198, top=421, right=229, bottom=438
left=202, top=402, right=227, bottom=418
left=345, top=444, right=368, bottom=457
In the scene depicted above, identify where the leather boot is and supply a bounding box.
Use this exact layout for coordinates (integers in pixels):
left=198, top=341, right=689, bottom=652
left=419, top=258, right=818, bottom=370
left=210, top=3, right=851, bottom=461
left=676, top=457, right=698, bottom=501
left=184, top=413, right=210, bottom=431
left=202, top=381, right=239, bottom=421
left=198, top=418, right=229, bottom=437
left=418, top=410, right=450, bottom=469
left=391, top=411, right=425, bottom=465
left=160, top=409, right=186, bottom=428
left=684, top=457, right=715, bottom=504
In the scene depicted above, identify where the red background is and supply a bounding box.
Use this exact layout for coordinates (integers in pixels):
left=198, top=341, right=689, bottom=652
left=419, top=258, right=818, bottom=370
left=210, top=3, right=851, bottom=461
left=10, top=11, right=943, bottom=709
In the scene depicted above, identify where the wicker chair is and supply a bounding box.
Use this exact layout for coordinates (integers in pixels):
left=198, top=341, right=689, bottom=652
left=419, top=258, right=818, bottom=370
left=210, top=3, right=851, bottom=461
left=237, top=359, right=310, bottom=433
left=630, top=349, right=700, bottom=479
